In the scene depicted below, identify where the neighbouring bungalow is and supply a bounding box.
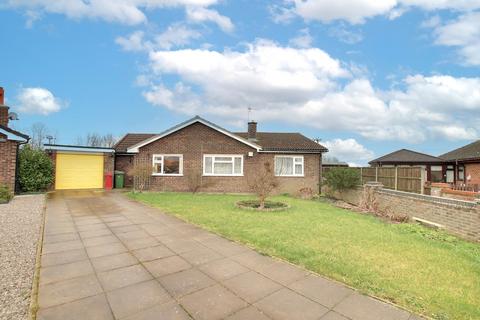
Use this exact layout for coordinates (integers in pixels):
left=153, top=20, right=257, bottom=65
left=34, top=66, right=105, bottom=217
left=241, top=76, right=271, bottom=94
left=369, top=144, right=480, bottom=187
left=114, top=116, right=328, bottom=194
left=0, top=87, right=29, bottom=193
left=439, top=141, right=480, bottom=186
left=368, top=149, right=451, bottom=183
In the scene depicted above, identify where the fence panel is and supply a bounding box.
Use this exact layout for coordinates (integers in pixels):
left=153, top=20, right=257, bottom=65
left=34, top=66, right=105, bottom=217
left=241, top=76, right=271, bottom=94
left=322, top=166, right=424, bottom=194
left=377, top=168, right=396, bottom=189
left=397, top=167, right=422, bottom=194
left=361, top=167, right=376, bottom=184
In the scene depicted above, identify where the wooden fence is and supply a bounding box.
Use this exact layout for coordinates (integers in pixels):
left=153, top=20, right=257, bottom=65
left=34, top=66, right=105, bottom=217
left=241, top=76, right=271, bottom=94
left=322, top=166, right=426, bottom=194
left=359, top=166, right=425, bottom=194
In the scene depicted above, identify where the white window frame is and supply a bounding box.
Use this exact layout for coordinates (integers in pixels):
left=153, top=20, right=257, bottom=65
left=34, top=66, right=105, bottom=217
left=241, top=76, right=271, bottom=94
left=274, top=155, right=304, bottom=177
left=203, top=154, right=244, bottom=176
left=152, top=154, right=183, bottom=176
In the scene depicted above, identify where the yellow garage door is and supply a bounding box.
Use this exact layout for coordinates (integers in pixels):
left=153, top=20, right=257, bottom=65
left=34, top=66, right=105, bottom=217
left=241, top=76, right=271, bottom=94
left=56, top=153, right=104, bottom=190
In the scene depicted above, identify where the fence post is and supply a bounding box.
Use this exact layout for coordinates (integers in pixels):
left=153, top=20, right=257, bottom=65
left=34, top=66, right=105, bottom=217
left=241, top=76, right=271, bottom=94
left=375, top=167, right=378, bottom=182
left=394, top=166, right=398, bottom=190
left=420, top=167, right=426, bottom=194
left=360, top=167, right=363, bottom=185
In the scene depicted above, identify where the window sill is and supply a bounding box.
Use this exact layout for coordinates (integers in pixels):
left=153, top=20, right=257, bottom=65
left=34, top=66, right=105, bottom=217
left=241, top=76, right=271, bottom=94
left=202, top=174, right=244, bottom=177
left=275, top=175, right=305, bottom=178
left=151, top=174, right=183, bottom=177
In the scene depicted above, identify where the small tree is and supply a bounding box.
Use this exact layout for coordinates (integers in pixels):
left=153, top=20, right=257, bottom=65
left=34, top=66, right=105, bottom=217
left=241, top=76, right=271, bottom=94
left=249, top=162, right=278, bottom=209
left=128, top=161, right=152, bottom=192
left=324, top=168, right=360, bottom=193
left=18, top=145, right=54, bottom=192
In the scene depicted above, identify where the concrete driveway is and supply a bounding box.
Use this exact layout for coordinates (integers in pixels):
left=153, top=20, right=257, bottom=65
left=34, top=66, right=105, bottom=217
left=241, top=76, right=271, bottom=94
left=36, top=191, right=420, bottom=320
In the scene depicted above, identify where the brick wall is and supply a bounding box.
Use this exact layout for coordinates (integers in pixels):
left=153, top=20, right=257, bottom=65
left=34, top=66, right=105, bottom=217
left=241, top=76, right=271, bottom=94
left=134, top=122, right=321, bottom=194
left=0, top=136, right=18, bottom=192
left=332, top=185, right=480, bottom=242
left=115, top=155, right=134, bottom=187
left=465, top=163, right=480, bottom=185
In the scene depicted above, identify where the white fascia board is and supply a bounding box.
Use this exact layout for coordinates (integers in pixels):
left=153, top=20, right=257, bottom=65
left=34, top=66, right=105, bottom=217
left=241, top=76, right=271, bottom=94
left=0, top=128, right=28, bottom=142
left=44, top=145, right=114, bottom=153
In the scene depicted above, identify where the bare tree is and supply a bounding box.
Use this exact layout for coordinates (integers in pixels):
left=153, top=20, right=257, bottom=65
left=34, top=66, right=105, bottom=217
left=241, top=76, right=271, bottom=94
left=28, top=122, right=52, bottom=149
left=77, top=133, right=118, bottom=148
left=249, top=162, right=278, bottom=209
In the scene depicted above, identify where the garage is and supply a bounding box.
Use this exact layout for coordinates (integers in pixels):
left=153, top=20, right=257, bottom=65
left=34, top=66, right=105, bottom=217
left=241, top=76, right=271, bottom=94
left=44, top=145, right=114, bottom=190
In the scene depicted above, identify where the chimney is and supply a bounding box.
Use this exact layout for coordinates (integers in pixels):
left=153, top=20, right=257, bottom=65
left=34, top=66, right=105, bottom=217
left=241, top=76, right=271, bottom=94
left=248, top=121, right=257, bottom=140
left=0, top=87, right=9, bottom=127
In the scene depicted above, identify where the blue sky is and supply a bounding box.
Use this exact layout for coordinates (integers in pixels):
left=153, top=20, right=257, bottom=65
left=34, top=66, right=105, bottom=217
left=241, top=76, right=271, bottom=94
left=1, top=0, right=479, bottom=165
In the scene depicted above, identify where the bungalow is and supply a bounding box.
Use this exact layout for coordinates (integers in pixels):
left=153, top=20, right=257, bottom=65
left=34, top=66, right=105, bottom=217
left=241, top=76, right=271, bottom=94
left=0, top=87, right=29, bottom=193
left=439, top=141, right=480, bottom=186
left=114, top=116, right=328, bottom=194
left=368, top=149, right=450, bottom=183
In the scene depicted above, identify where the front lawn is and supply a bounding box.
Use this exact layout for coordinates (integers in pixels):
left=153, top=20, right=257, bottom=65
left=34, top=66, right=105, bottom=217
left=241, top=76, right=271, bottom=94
left=128, top=192, right=480, bottom=320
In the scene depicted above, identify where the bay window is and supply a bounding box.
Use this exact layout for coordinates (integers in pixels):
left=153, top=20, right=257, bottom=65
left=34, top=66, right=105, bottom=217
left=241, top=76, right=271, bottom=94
left=275, top=155, right=304, bottom=177
left=152, top=154, right=183, bottom=176
left=203, top=155, right=243, bottom=176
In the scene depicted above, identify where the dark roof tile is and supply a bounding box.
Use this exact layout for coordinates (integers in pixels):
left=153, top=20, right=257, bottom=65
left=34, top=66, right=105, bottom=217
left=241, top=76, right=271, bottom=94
left=235, top=132, right=327, bottom=152
left=369, top=149, right=443, bottom=164
left=114, top=133, right=156, bottom=152
left=440, top=140, right=480, bottom=161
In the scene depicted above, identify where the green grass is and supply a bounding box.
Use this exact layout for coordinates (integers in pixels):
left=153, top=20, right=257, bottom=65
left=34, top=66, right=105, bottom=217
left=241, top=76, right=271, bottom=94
left=128, top=192, right=480, bottom=320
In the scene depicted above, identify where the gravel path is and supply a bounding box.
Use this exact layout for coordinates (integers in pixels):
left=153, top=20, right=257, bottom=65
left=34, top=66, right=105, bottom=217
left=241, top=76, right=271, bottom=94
left=0, top=194, right=45, bottom=320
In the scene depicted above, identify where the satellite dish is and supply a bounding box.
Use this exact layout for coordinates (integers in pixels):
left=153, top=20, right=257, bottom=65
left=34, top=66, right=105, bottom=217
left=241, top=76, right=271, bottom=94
left=8, top=112, right=19, bottom=121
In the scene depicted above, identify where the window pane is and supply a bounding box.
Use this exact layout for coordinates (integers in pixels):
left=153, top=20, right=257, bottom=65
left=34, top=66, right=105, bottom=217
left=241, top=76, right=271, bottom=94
left=294, top=157, right=302, bottom=163
left=295, top=164, right=302, bottom=175
left=215, top=157, right=232, bottom=162
left=153, top=156, right=162, bottom=163
left=431, top=171, right=443, bottom=183
left=205, top=157, right=213, bottom=174
left=214, top=162, right=233, bottom=174
left=234, top=157, right=242, bottom=174
left=275, top=157, right=293, bottom=175
left=153, top=163, right=162, bottom=174
left=164, top=156, right=180, bottom=174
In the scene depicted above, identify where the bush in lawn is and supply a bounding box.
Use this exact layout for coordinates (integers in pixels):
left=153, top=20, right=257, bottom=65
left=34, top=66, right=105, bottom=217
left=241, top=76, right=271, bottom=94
left=0, top=185, right=13, bottom=203
left=18, top=145, right=54, bottom=192
left=248, top=161, right=279, bottom=209
left=324, top=167, right=360, bottom=193
left=128, top=161, right=152, bottom=192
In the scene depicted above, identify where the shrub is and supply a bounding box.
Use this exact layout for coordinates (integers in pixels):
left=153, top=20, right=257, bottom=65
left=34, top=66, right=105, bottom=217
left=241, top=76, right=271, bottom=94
left=128, top=161, right=152, bottom=192
left=186, top=169, right=215, bottom=193
left=324, top=167, right=360, bottom=192
left=0, top=185, right=13, bottom=203
left=18, top=145, right=54, bottom=192
left=248, top=162, right=278, bottom=209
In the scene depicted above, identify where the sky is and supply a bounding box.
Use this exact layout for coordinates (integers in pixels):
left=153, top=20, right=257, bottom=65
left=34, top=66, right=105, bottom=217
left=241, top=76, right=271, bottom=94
left=1, top=0, right=479, bottom=166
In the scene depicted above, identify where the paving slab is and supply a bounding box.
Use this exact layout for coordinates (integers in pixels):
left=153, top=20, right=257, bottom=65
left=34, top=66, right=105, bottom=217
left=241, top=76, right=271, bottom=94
left=36, top=191, right=421, bottom=320
left=180, top=284, right=248, bottom=320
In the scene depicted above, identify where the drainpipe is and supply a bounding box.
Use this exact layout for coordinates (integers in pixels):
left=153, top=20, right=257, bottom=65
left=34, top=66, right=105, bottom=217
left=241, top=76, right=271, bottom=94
left=14, top=138, right=30, bottom=194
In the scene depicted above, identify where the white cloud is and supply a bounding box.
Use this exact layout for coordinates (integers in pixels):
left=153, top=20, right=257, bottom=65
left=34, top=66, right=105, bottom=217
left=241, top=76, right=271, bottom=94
left=16, top=87, right=66, bottom=115
left=4, top=0, right=224, bottom=26
left=283, top=0, right=480, bottom=24
left=116, top=24, right=202, bottom=52
left=186, top=6, right=234, bottom=32
left=155, top=24, right=202, bottom=49
left=432, top=12, right=480, bottom=65
left=328, top=24, right=363, bottom=44
left=116, top=31, right=149, bottom=52
left=141, top=41, right=480, bottom=142
left=290, top=0, right=397, bottom=24
left=324, top=138, right=375, bottom=163
left=289, top=28, right=313, bottom=48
